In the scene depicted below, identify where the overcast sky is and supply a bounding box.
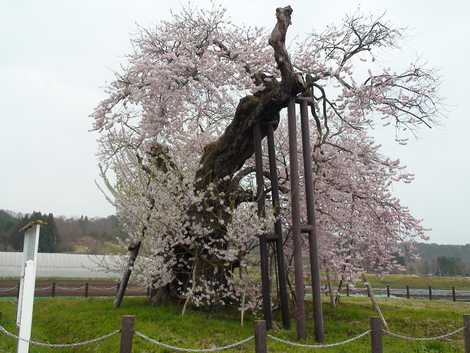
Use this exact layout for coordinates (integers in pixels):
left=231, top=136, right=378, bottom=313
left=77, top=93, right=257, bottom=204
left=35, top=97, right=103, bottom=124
left=1, top=0, right=469, bottom=244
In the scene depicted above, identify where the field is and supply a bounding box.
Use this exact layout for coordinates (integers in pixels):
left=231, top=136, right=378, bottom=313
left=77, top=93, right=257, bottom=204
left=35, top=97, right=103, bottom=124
left=1, top=295, right=469, bottom=352
left=365, top=274, right=470, bottom=290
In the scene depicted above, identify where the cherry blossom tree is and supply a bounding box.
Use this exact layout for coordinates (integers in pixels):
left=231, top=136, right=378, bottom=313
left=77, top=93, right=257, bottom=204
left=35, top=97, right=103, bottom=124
left=93, top=4, right=440, bottom=309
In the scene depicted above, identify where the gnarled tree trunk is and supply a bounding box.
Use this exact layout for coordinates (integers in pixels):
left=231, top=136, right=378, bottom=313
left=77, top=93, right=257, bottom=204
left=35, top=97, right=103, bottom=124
left=121, top=6, right=307, bottom=306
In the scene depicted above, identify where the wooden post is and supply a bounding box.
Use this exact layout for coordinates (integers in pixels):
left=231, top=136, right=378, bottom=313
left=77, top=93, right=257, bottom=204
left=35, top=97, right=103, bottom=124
left=452, top=286, right=456, bottom=302
left=115, top=241, right=142, bottom=308
left=464, top=315, right=470, bottom=353
left=287, top=99, right=306, bottom=339
left=254, top=320, right=267, bottom=353
left=370, top=317, right=383, bottom=353
left=386, top=285, right=390, bottom=298
left=346, top=283, right=350, bottom=297
left=266, top=122, right=290, bottom=330
left=253, top=122, right=272, bottom=330
left=85, top=283, right=89, bottom=298
left=428, top=286, right=432, bottom=300
left=300, top=100, right=324, bottom=342
left=406, top=285, right=410, bottom=299
left=51, top=282, right=56, bottom=297
left=119, top=315, right=135, bottom=353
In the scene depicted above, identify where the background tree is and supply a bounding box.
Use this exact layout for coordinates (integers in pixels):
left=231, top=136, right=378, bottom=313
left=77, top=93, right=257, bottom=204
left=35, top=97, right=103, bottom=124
left=93, top=4, right=441, bottom=308
left=0, top=210, right=18, bottom=250
left=435, top=256, right=466, bottom=276
left=9, top=211, right=59, bottom=252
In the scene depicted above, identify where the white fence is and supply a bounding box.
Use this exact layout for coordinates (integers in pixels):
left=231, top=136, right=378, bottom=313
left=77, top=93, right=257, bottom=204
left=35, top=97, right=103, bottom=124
left=0, top=252, right=123, bottom=279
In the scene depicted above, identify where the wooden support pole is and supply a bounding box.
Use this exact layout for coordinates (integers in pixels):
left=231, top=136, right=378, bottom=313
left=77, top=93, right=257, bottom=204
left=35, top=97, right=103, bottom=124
left=287, top=99, right=306, bottom=339
left=51, top=282, right=56, bottom=297
left=370, top=317, right=383, bottom=353
left=386, top=285, right=390, bottom=298
left=266, top=122, right=290, bottom=330
left=254, top=320, right=267, bottom=353
left=119, top=315, right=135, bottom=353
left=452, top=286, right=456, bottom=302
left=428, top=286, right=432, bottom=300
left=406, top=285, right=410, bottom=299
left=85, top=283, right=89, bottom=298
left=115, top=242, right=142, bottom=308
left=254, top=122, right=272, bottom=330
left=300, top=100, right=324, bottom=342
left=464, top=315, right=470, bottom=353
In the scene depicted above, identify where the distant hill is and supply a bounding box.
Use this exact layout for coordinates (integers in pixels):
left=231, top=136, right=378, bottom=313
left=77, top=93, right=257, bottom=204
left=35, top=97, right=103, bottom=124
left=416, top=243, right=470, bottom=264
left=2, top=208, right=469, bottom=263
left=0, top=210, right=126, bottom=254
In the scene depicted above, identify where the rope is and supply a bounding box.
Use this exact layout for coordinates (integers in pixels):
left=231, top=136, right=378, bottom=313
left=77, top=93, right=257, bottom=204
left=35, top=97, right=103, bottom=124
left=0, top=324, right=119, bottom=348
left=126, top=287, right=146, bottom=292
left=135, top=331, right=254, bottom=352
left=89, top=285, right=118, bottom=290
left=0, top=287, right=17, bottom=292
left=267, top=330, right=370, bottom=348
left=383, top=327, right=464, bottom=341
left=56, top=286, right=84, bottom=291
left=35, top=286, right=52, bottom=291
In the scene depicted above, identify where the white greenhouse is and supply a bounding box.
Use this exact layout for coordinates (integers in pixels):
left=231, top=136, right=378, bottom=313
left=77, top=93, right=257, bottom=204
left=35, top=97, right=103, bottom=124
left=0, top=252, right=123, bottom=279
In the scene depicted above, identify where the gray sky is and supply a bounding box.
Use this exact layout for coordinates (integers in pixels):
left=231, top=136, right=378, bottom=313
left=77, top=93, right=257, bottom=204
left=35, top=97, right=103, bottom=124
left=1, top=0, right=469, bottom=244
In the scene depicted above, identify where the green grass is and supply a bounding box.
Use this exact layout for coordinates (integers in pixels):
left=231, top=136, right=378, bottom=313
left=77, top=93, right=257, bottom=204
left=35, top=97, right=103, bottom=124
left=1, top=296, right=469, bottom=352
left=365, top=274, right=470, bottom=290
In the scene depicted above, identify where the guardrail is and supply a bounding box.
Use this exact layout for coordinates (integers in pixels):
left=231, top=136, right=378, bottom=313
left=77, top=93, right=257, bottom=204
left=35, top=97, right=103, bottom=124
left=1, top=314, right=469, bottom=352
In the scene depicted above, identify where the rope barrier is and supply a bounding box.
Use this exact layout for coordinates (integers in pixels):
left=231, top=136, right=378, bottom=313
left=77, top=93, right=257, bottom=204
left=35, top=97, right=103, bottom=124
left=56, top=286, right=84, bottom=291
left=0, top=324, right=119, bottom=348
left=267, top=330, right=370, bottom=348
left=35, top=286, right=52, bottom=291
left=135, top=331, right=254, bottom=352
left=0, top=284, right=146, bottom=293
left=0, top=287, right=17, bottom=292
left=89, top=285, right=118, bottom=290
left=383, top=327, right=464, bottom=341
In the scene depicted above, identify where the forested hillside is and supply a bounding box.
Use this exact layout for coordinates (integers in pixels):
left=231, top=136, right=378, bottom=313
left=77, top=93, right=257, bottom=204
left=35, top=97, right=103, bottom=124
left=0, top=210, right=18, bottom=249
left=409, top=243, right=470, bottom=276
left=0, top=210, right=126, bottom=253
left=1, top=209, right=468, bottom=269
left=416, top=243, right=470, bottom=263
